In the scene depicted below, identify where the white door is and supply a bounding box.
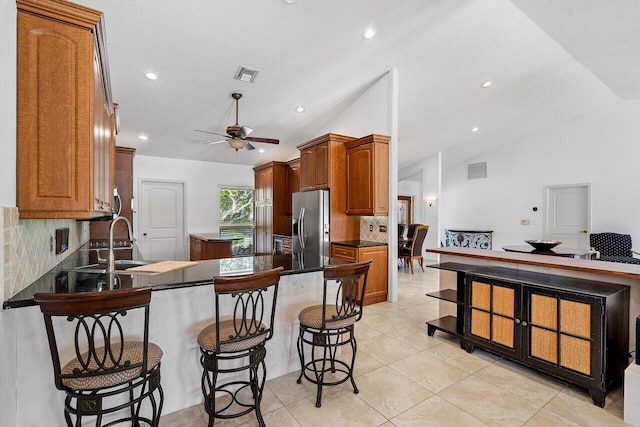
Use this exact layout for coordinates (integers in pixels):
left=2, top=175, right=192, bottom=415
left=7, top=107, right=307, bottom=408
left=138, top=179, right=187, bottom=260
left=544, top=184, right=590, bottom=248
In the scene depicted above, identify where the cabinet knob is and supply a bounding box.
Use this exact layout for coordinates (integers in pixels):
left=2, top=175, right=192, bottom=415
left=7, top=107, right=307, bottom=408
left=521, top=321, right=528, bottom=327
left=143, top=233, right=148, bottom=236
left=514, top=319, right=520, bottom=324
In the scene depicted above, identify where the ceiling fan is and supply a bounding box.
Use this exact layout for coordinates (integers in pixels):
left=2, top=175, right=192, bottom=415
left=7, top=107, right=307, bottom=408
left=195, top=92, right=280, bottom=151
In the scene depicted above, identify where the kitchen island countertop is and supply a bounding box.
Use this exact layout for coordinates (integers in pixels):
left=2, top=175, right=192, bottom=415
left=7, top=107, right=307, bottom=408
left=3, top=242, right=348, bottom=309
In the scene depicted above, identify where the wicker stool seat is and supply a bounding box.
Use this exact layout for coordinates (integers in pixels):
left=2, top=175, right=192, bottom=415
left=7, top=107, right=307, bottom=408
left=296, top=260, right=372, bottom=408
left=34, top=287, right=164, bottom=427
left=199, top=267, right=283, bottom=427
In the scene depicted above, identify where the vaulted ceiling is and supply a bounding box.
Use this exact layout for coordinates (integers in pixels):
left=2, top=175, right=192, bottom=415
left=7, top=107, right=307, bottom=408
left=81, top=0, right=640, bottom=170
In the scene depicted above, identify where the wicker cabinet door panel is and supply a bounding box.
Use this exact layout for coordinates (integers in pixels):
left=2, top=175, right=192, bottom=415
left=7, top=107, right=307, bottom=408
left=560, top=335, right=591, bottom=375
left=493, top=285, right=515, bottom=317
left=471, top=281, right=491, bottom=310
left=530, top=327, right=558, bottom=364
left=530, top=294, right=558, bottom=330
left=470, top=309, right=490, bottom=340
left=560, top=300, right=591, bottom=338
left=492, top=315, right=515, bottom=348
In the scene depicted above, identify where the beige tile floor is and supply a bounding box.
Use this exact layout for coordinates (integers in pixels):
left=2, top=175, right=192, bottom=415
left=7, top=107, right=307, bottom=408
left=160, top=264, right=631, bottom=427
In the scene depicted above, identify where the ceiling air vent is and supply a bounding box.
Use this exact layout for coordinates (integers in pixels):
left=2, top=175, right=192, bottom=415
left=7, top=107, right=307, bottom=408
left=234, top=66, right=259, bottom=83
left=467, top=162, right=487, bottom=180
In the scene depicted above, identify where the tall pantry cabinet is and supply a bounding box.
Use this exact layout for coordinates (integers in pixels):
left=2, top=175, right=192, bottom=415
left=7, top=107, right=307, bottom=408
left=16, top=0, right=116, bottom=219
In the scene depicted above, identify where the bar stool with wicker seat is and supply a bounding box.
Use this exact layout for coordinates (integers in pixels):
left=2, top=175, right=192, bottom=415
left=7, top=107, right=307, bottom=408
left=198, top=267, right=283, bottom=427
left=34, top=286, right=164, bottom=427
left=296, top=259, right=372, bottom=408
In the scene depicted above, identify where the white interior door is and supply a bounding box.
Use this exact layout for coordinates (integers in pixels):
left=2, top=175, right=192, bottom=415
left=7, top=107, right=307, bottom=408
left=138, top=179, right=187, bottom=260
left=544, top=184, right=590, bottom=248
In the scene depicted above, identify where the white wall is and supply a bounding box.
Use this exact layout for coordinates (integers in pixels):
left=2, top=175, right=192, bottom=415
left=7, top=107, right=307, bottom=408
left=0, top=0, right=16, bottom=207
left=399, top=153, right=441, bottom=260
left=0, top=1, right=18, bottom=425
left=133, top=156, right=254, bottom=238
left=441, top=100, right=640, bottom=250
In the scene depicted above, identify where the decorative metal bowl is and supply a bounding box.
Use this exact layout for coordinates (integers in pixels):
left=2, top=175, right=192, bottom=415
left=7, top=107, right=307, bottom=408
left=525, top=240, right=561, bottom=250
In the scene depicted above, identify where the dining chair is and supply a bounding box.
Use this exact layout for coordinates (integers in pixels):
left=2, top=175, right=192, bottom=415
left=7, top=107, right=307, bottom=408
left=399, top=225, right=429, bottom=273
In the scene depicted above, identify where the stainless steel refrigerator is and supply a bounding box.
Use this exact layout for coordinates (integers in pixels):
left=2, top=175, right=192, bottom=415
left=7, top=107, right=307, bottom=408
left=292, top=190, right=330, bottom=257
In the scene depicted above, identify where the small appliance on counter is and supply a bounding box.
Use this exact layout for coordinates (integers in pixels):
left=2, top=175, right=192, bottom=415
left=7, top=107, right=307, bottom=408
left=292, top=190, right=330, bottom=257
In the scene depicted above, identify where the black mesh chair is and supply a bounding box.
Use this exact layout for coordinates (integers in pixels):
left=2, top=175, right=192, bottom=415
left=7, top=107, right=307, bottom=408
left=398, top=223, right=406, bottom=239
left=296, top=260, right=372, bottom=407
left=34, top=287, right=164, bottom=427
left=399, top=225, right=429, bottom=273
left=590, top=232, right=640, bottom=264
left=198, top=267, right=283, bottom=427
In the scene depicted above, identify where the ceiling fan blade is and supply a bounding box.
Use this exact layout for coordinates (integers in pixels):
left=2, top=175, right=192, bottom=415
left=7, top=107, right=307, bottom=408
left=195, top=129, right=230, bottom=138
left=245, top=136, right=279, bottom=145
left=244, top=142, right=256, bottom=151
left=205, top=140, right=227, bottom=146
left=238, top=125, right=253, bottom=139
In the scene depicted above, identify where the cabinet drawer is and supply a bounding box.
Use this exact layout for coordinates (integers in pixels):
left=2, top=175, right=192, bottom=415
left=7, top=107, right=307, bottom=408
left=331, top=244, right=357, bottom=260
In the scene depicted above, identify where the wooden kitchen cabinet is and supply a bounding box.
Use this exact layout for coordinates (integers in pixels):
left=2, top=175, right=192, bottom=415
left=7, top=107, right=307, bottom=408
left=285, top=158, right=300, bottom=215
left=427, top=264, right=629, bottom=407
left=345, top=134, right=390, bottom=216
left=297, top=134, right=360, bottom=244
left=16, top=0, right=115, bottom=219
left=189, top=234, right=233, bottom=260
left=331, top=243, right=388, bottom=305
left=254, top=162, right=289, bottom=254
left=90, top=146, right=135, bottom=241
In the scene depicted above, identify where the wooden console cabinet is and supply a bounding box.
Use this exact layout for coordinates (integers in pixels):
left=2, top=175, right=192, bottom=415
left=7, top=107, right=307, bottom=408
left=331, top=242, right=388, bottom=305
left=345, top=134, right=390, bottom=216
left=427, top=263, right=629, bottom=407
left=17, top=0, right=115, bottom=219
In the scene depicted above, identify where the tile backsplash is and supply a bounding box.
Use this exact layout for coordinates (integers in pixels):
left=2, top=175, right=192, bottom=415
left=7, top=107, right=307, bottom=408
left=1, top=206, right=89, bottom=303
left=360, top=216, right=389, bottom=243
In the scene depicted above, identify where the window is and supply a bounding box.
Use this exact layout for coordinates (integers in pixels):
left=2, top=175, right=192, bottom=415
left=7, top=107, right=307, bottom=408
left=219, top=187, right=255, bottom=255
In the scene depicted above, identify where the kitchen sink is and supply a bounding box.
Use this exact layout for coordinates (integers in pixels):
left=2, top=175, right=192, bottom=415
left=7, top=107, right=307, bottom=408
left=68, top=259, right=152, bottom=274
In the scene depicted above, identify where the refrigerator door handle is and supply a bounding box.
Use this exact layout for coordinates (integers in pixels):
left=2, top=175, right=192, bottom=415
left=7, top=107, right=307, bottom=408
left=298, top=207, right=306, bottom=249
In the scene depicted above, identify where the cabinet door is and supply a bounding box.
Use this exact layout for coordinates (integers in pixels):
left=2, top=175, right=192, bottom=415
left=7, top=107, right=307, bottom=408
left=313, top=143, right=329, bottom=189
left=522, top=287, right=600, bottom=381
left=359, top=246, right=388, bottom=305
left=465, top=277, right=521, bottom=358
left=299, top=148, right=316, bottom=191
left=17, top=12, right=95, bottom=215
left=346, top=144, right=374, bottom=215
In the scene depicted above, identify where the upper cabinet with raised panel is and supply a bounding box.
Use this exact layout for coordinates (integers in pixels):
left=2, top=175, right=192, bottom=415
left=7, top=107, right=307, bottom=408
left=297, top=134, right=354, bottom=191
left=345, top=134, right=390, bottom=216
left=254, top=162, right=289, bottom=254
left=16, top=0, right=115, bottom=219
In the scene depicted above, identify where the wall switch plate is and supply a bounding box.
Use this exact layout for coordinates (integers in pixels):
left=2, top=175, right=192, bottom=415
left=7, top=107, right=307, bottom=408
left=520, top=219, right=531, bottom=225
left=379, top=225, right=387, bottom=232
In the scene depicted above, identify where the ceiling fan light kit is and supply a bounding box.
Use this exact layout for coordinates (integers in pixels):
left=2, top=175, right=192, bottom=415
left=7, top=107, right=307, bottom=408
left=195, top=92, right=280, bottom=152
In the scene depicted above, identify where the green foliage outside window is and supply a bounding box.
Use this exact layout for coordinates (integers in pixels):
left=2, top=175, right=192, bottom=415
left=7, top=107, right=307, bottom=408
left=220, top=188, right=254, bottom=224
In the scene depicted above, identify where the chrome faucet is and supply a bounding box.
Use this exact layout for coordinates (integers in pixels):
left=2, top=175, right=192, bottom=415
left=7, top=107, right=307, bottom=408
left=107, top=216, right=133, bottom=273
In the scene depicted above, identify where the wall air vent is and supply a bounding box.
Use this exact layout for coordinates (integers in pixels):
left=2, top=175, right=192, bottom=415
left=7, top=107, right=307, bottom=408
left=467, top=162, right=487, bottom=180
left=234, top=66, right=259, bottom=83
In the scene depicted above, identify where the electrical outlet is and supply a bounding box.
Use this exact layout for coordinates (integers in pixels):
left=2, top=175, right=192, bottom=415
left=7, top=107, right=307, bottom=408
left=49, top=236, right=54, bottom=252
left=521, top=219, right=531, bottom=225
left=379, top=225, right=387, bottom=232
left=369, top=224, right=374, bottom=232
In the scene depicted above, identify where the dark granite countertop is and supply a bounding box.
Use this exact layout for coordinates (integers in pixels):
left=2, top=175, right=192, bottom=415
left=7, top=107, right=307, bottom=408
left=332, top=240, right=388, bottom=248
left=3, top=242, right=347, bottom=309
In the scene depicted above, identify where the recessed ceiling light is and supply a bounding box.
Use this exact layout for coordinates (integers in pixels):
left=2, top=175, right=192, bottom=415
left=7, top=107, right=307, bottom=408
left=145, top=72, right=158, bottom=80
left=258, top=148, right=265, bottom=154
left=282, top=0, right=296, bottom=4
left=362, top=28, right=376, bottom=39
left=295, top=106, right=305, bottom=113
left=481, top=80, right=492, bottom=88
left=138, top=134, right=148, bottom=140
left=471, top=127, right=479, bottom=132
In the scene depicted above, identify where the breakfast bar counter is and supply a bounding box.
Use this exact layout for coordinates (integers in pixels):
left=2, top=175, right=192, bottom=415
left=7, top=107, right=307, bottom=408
left=3, top=245, right=350, bottom=425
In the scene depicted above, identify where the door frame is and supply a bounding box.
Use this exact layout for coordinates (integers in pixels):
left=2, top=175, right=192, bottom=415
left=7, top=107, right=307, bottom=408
left=543, top=183, right=590, bottom=247
left=136, top=178, right=188, bottom=260
left=398, top=195, right=413, bottom=226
